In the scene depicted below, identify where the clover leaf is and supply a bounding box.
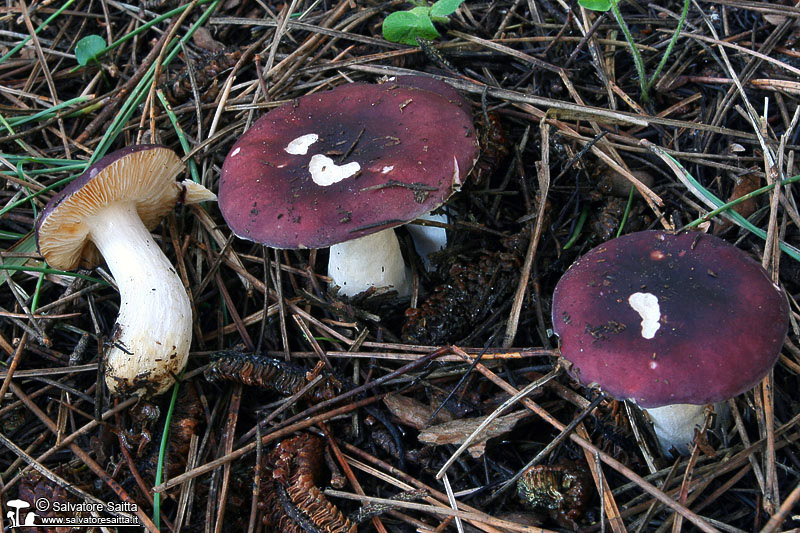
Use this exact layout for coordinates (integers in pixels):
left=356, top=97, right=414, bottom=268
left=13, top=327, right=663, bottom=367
left=578, top=0, right=612, bottom=11
left=382, top=0, right=465, bottom=45
left=75, top=34, right=106, bottom=66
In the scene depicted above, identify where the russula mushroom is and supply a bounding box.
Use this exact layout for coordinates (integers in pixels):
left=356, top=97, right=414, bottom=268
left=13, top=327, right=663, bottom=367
left=390, top=76, right=471, bottom=272
left=406, top=211, right=450, bottom=272
left=219, top=80, right=478, bottom=297
left=552, top=230, right=789, bottom=455
left=36, top=145, right=216, bottom=396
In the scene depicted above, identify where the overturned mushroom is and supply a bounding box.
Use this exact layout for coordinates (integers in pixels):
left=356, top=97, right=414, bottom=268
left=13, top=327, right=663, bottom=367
left=36, top=145, right=216, bottom=396
left=552, top=230, right=788, bottom=455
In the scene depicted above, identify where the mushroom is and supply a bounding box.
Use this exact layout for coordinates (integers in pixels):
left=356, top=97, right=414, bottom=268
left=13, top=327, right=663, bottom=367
left=6, top=499, right=30, bottom=527
left=406, top=211, right=450, bottom=272
left=390, top=76, right=472, bottom=272
left=218, top=80, right=478, bottom=297
left=36, top=145, right=217, bottom=396
left=551, top=230, right=789, bottom=455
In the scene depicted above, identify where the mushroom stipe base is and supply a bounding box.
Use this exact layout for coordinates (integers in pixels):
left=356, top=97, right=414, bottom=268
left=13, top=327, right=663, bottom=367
left=328, top=229, right=411, bottom=298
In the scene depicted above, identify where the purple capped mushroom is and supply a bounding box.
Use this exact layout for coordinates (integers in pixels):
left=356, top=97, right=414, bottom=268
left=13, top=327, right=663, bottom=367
left=552, top=230, right=789, bottom=455
left=37, top=145, right=216, bottom=396
left=389, top=76, right=472, bottom=271
left=219, top=80, right=478, bottom=297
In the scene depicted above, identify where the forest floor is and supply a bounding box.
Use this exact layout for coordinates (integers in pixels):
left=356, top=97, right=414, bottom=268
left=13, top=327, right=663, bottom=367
left=1, top=0, right=799, bottom=531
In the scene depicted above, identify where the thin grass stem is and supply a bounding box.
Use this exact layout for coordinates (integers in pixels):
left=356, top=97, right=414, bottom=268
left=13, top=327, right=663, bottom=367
left=646, top=0, right=690, bottom=92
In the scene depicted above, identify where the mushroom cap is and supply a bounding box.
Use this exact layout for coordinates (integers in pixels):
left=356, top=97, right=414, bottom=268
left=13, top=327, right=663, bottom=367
left=218, top=82, right=479, bottom=249
left=552, top=230, right=789, bottom=408
left=36, top=145, right=186, bottom=270
left=388, top=75, right=471, bottom=113
left=5, top=499, right=30, bottom=509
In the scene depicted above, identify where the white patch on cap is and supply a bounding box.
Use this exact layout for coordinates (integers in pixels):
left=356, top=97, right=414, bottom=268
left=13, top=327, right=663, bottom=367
left=452, top=157, right=461, bottom=185
left=285, top=133, right=319, bottom=155
left=381, top=165, right=394, bottom=174
left=231, top=147, right=241, bottom=157
left=309, top=154, right=360, bottom=186
left=628, top=292, right=661, bottom=339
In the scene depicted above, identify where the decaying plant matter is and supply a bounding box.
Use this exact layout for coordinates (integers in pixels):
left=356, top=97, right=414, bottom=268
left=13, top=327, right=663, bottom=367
left=517, top=461, right=594, bottom=526
left=205, top=348, right=343, bottom=403
left=260, top=434, right=356, bottom=533
left=402, top=233, right=526, bottom=345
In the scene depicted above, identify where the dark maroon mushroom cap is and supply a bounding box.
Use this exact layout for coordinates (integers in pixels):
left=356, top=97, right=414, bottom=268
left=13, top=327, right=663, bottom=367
left=219, top=82, right=479, bottom=249
left=388, top=76, right=470, bottom=114
left=552, top=231, right=789, bottom=408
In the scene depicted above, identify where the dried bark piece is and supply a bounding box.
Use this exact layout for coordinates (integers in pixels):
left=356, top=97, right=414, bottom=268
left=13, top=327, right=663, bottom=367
left=417, top=410, right=531, bottom=457
left=383, top=393, right=453, bottom=430
left=471, top=111, right=510, bottom=187
left=713, top=173, right=761, bottom=234
left=158, top=48, right=242, bottom=105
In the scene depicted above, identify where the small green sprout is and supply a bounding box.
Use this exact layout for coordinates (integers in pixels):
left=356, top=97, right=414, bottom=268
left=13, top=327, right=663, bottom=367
left=74, top=34, right=106, bottom=66
left=579, top=0, right=690, bottom=103
left=383, top=0, right=466, bottom=46
left=578, top=0, right=611, bottom=10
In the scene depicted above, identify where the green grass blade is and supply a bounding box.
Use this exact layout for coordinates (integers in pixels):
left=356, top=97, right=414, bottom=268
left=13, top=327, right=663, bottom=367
left=0, top=262, right=108, bottom=284
left=0, top=0, right=77, bottom=65
left=153, top=379, right=181, bottom=529
left=649, top=144, right=800, bottom=261
left=30, top=271, right=45, bottom=313
left=1, top=163, right=88, bottom=177
left=609, top=0, right=648, bottom=101
left=0, top=113, right=26, bottom=151
left=563, top=207, right=589, bottom=250
left=0, top=155, right=84, bottom=166
left=4, top=96, right=90, bottom=129
left=616, top=185, right=636, bottom=238
left=156, top=89, right=200, bottom=182
left=646, top=0, right=690, bottom=91
left=684, top=174, right=800, bottom=229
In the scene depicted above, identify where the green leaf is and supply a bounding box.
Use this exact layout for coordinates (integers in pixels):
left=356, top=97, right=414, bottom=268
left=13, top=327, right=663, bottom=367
left=578, top=0, right=612, bottom=11
left=430, top=0, right=465, bottom=17
left=382, top=10, right=440, bottom=45
left=74, top=34, right=106, bottom=66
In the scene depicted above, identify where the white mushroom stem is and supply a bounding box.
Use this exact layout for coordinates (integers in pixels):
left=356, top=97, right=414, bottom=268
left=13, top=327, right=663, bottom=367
left=89, top=202, right=191, bottom=396
left=328, top=229, right=410, bottom=298
left=406, top=211, right=448, bottom=272
left=644, top=402, right=729, bottom=456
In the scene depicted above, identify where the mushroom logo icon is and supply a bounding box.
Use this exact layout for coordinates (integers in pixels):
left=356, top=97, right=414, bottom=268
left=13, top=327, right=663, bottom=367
left=5, top=499, right=35, bottom=528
